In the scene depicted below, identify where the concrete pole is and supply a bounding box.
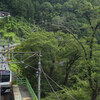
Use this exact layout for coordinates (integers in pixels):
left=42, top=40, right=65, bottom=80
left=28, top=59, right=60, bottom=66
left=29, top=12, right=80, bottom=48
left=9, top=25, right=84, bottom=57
left=8, top=37, right=10, bottom=59
left=38, top=53, right=41, bottom=100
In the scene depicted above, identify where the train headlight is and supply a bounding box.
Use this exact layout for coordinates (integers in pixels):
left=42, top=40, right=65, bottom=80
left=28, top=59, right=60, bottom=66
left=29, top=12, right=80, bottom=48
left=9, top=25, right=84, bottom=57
left=9, top=82, right=12, bottom=85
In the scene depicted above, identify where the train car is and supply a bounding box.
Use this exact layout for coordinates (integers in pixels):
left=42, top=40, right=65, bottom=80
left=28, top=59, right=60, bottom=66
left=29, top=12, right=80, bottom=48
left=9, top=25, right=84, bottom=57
left=0, top=55, right=12, bottom=94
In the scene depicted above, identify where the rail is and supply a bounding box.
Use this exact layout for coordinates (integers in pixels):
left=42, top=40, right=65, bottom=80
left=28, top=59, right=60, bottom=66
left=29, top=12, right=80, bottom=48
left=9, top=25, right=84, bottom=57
left=16, top=77, right=26, bottom=84
left=26, top=78, right=38, bottom=100
left=16, top=77, right=38, bottom=100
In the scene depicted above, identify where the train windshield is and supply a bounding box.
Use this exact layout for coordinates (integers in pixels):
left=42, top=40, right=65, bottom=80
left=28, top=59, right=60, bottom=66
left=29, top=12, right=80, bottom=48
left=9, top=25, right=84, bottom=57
left=0, top=70, right=10, bottom=82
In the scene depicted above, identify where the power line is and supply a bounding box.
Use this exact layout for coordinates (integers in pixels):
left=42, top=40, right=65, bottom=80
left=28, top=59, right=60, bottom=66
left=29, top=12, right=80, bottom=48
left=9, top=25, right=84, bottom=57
left=23, top=62, right=60, bottom=100
left=42, top=67, right=60, bottom=100
left=23, top=53, right=36, bottom=62
left=24, top=63, right=38, bottom=71
left=42, top=68, right=77, bottom=100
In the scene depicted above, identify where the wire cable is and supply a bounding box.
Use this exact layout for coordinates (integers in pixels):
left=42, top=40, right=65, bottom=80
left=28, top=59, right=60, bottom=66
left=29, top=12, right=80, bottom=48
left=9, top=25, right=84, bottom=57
left=23, top=53, right=37, bottom=62
left=24, top=63, right=38, bottom=71
left=42, top=68, right=77, bottom=100
left=42, top=68, right=61, bottom=100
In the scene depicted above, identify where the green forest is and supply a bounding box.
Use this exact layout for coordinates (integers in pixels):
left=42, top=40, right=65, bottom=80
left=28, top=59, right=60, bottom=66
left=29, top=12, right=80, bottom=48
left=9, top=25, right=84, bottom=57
left=0, top=0, right=100, bottom=100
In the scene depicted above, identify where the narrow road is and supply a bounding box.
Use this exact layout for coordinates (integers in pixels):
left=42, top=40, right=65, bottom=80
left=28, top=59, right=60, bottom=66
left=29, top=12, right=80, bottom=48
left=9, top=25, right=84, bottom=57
left=19, top=85, right=32, bottom=100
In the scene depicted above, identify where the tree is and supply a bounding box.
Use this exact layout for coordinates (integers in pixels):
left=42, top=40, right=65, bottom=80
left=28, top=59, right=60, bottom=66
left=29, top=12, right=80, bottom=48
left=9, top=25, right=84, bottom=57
left=39, top=2, right=53, bottom=24
left=55, top=31, right=81, bottom=85
left=54, top=3, right=62, bottom=15
left=58, top=0, right=100, bottom=99
left=76, top=1, right=100, bottom=99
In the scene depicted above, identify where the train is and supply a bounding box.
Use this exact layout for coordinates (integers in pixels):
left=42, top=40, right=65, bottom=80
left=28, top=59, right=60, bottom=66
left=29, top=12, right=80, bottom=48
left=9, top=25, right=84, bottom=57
left=0, top=54, right=12, bottom=94
left=0, top=43, right=19, bottom=94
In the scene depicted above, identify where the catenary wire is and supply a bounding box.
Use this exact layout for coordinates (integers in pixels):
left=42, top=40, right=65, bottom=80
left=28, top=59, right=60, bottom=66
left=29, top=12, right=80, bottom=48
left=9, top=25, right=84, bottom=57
left=23, top=53, right=37, bottom=62
left=42, top=68, right=61, bottom=100
left=24, top=63, right=38, bottom=71
left=42, top=67, right=77, bottom=100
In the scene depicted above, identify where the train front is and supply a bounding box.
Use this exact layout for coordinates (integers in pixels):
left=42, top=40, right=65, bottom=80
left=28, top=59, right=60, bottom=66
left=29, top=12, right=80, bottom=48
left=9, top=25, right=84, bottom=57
left=0, top=70, right=12, bottom=94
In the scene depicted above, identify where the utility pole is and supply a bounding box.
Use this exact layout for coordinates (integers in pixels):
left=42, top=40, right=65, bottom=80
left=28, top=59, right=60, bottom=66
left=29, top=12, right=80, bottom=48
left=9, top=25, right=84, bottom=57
left=38, top=52, right=41, bottom=100
left=8, top=37, right=10, bottom=59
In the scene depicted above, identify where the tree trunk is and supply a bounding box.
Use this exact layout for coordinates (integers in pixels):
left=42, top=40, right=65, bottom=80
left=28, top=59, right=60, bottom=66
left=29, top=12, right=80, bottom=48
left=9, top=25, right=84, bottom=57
left=63, top=54, right=80, bottom=85
left=64, top=64, right=72, bottom=85
left=49, top=60, right=55, bottom=77
left=64, top=70, right=69, bottom=85
left=91, top=90, right=98, bottom=100
left=49, top=66, right=54, bottom=77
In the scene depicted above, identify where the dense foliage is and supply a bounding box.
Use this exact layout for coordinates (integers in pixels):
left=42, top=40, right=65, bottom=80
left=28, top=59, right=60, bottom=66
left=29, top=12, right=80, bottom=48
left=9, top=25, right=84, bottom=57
left=0, top=0, right=100, bottom=100
left=0, top=17, right=39, bottom=42
left=1, top=0, right=100, bottom=42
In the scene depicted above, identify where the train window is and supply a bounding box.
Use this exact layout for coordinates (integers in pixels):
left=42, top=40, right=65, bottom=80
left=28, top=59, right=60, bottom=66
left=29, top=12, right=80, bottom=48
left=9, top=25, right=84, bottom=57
left=0, top=70, right=10, bottom=82
left=0, top=75, right=10, bottom=82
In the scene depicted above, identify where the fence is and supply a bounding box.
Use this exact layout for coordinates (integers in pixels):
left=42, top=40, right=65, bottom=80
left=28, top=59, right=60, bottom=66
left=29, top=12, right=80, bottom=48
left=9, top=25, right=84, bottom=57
left=17, top=77, right=38, bottom=100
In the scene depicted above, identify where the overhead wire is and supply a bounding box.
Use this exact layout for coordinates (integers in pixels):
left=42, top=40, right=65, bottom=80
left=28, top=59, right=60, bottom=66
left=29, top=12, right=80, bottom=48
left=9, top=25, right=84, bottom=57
left=23, top=56, right=61, bottom=100
left=25, top=58, right=76, bottom=100
left=23, top=53, right=37, bottom=62
left=42, top=67, right=77, bottom=100
left=23, top=63, right=38, bottom=71
left=22, top=52, right=39, bottom=71
left=42, top=67, right=61, bottom=100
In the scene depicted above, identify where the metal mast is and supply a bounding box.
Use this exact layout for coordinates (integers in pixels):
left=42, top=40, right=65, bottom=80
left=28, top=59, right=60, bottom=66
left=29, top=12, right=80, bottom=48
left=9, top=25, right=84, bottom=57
left=38, top=52, right=41, bottom=100
left=8, top=36, right=10, bottom=59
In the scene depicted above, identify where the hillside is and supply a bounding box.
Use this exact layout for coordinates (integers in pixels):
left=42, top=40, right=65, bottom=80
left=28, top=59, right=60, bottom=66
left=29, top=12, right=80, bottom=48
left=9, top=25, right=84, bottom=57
left=0, top=17, right=39, bottom=42
left=1, top=0, right=100, bottom=43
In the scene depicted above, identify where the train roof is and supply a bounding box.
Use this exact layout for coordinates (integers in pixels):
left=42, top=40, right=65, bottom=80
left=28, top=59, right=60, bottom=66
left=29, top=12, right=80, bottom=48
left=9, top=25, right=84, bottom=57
left=0, top=54, right=10, bottom=71
left=0, top=63, right=10, bottom=71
